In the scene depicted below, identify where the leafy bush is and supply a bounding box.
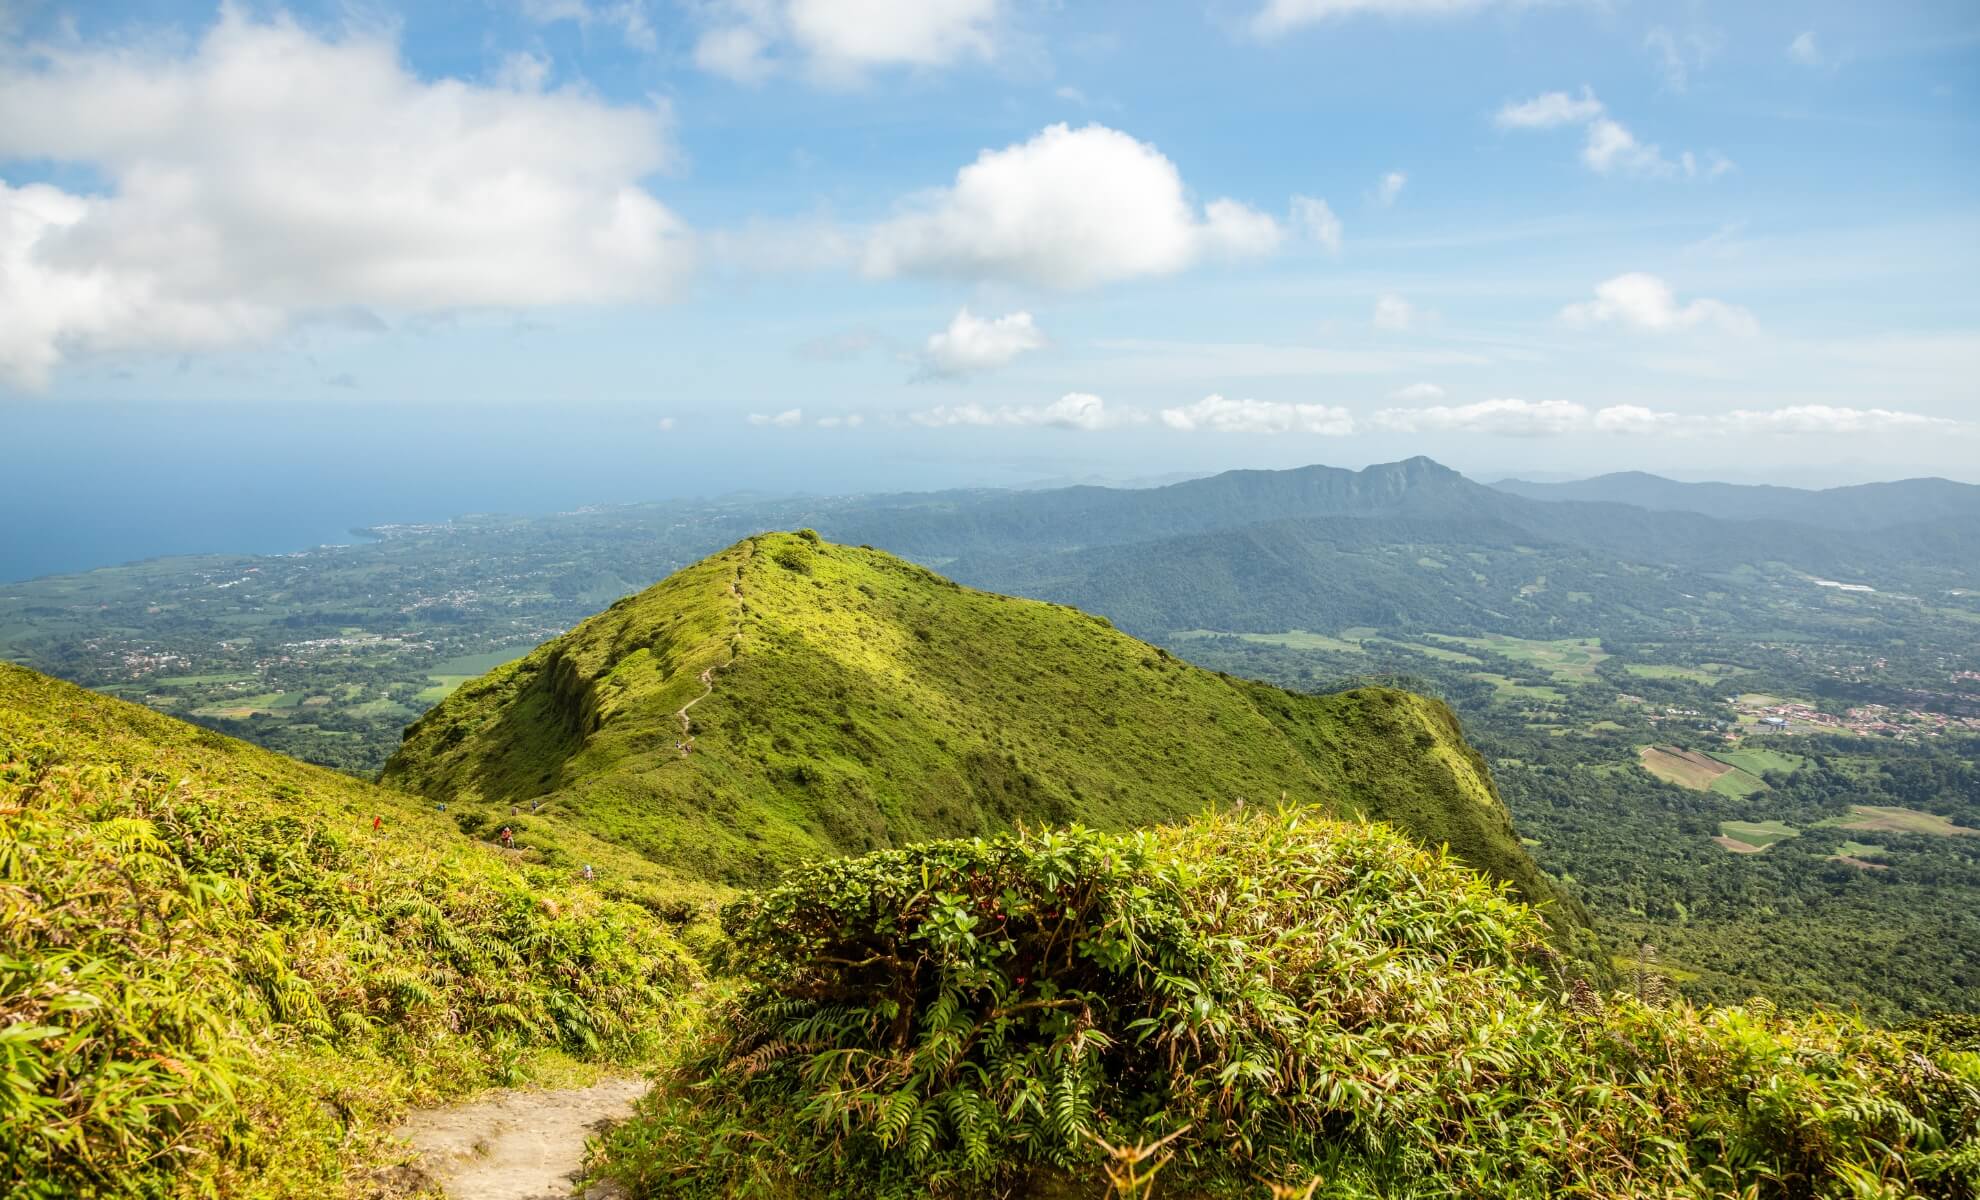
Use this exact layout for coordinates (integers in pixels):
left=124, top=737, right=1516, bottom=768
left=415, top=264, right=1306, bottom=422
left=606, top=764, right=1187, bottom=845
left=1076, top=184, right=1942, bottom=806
left=0, top=668, right=698, bottom=1199
left=599, top=809, right=1979, bottom=1199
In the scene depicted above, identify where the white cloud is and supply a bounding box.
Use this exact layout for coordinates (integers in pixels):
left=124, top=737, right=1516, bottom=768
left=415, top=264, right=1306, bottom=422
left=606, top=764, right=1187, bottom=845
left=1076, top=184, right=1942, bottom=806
left=920, top=308, right=1047, bottom=377
left=1581, top=118, right=1674, bottom=177
left=908, top=392, right=1139, bottom=431
left=1494, top=88, right=1603, bottom=129
left=1718, top=406, right=1955, bottom=435
left=1375, top=170, right=1407, bottom=206
left=693, top=24, right=775, bottom=83
left=693, top=0, right=998, bottom=84
left=521, top=0, right=658, bottom=52
left=1369, top=400, right=1961, bottom=438
left=1290, top=195, right=1343, bottom=254
left=1389, top=381, right=1446, bottom=401
left=656, top=416, right=678, bottom=432
left=1251, top=0, right=1499, bottom=37
left=1372, top=293, right=1416, bottom=331
left=749, top=408, right=805, bottom=427
left=1054, top=85, right=1088, bottom=104
left=864, top=123, right=1282, bottom=289
left=1788, top=31, right=1823, bottom=66
left=1158, top=395, right=1355, bottom=435
left=0, top=12, right=686, bottom=389
left=1496, top=89, right=1725, bottom=181
left=1373, top=397, right=1589, bottom=437
left=1560, top=273, right=1757, bottom=336
left=815, top=413, right=866, bottom=428
left=1645, top=26, right=1722, bottom=93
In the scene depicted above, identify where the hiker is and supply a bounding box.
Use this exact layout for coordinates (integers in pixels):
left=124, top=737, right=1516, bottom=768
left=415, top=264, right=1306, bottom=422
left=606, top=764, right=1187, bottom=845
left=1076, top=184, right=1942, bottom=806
left=581, top=863, right=595, bottom=882
left=372, top=815, right=381, bottom=834
left=499, top=826, right=513, bottom=849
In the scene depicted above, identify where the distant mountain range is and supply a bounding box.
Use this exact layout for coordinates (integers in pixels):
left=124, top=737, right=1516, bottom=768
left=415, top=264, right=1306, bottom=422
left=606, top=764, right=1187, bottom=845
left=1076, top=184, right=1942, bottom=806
left=1493, top=470, right=1980, bottom=531
left=808, top=457, right=1980, bottom=641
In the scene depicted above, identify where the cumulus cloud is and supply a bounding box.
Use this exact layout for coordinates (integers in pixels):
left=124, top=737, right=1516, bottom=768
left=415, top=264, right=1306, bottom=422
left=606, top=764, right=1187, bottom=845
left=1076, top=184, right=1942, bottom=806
left=908, top=392, right=1138, bottom=431
left=1389, top=381, right=1446, bottom=401
left=1251, top=0, right=1499, bottom=37
left=749, top=408, right=805, bottom=427
left=1495, top=88, right=1723, bottom=181
left=1371, top=400, right=1961, bottom=438
left=1374, top=170, right=1407, bottom=206
left=0, top=12, right=686, bottom=388
left=1290, top=195, right=1343, bottom=254
left=1788, top=31, right=1823, bottom=66
left=920, top=308, right=1047, bottom=377
left=1373, top=397, right=1588, bottom=437
left=694, top=0, right=998, bottom=84
left=1560, top=273, right=1756, bottom=336
left=863, top=123, right=1282, bottom=288
left=1372, top=293, right=1416, bottom=332
left=1158, top=395, right=1355, bottom=435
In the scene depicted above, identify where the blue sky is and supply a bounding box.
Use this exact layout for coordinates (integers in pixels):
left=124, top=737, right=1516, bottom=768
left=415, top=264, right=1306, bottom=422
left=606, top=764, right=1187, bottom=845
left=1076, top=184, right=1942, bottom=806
left=2, top=0, right=1977, bottom=535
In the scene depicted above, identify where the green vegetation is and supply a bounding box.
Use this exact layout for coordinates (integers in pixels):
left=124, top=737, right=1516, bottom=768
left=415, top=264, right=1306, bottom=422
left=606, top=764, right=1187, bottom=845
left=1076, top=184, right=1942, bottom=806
left=598, top=809, right=1980, bottom=1199
left=0, top=664, right=696, bottom=1198
left=384, top=535, right=1573, bottom=932
left=1716, top=819, right=1800, bottom=852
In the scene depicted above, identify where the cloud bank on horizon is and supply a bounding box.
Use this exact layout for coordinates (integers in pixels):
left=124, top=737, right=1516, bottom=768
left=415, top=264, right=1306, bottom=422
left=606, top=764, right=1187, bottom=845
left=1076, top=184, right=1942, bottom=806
left=0, top=0, right=1975, bottom=480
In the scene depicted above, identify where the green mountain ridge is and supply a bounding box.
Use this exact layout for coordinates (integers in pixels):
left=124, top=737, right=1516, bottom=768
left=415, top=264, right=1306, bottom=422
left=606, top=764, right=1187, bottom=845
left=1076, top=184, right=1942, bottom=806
left=383, top=532, right=1577, bottom=930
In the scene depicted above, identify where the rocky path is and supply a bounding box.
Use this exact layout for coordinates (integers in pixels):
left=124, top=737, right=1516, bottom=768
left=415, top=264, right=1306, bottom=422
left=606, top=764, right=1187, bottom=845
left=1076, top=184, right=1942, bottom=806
left=393, top=1078, right=647, bottom=1200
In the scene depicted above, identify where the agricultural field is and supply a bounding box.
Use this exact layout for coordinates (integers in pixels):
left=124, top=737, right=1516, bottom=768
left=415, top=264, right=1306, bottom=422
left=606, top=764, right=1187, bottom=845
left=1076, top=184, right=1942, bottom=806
left=1714, top=819, right=1799, bottom=853
left=1820, top=805, right=1979, bottom=837
left=1624, top=662, right=1743, bottom=685
left=1636, top=745, right=1770, bottom=797
left=416, top=646, right=534, bottom=703
left=1423, top=634, right=1609, bottom=682
left=1712, top=745, right=1807, bottom=777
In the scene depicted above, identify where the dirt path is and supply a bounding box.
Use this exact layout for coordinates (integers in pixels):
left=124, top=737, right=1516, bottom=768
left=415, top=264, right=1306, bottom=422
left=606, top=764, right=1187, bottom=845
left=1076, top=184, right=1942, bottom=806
left=673, top=560, right=748, bottom=756
left=393, top=1078, right=646, bottom=1200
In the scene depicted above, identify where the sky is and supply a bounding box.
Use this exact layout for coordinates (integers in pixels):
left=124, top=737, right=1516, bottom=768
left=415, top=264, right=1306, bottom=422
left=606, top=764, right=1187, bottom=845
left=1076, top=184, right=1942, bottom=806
left=2, top=0, right=1978, bottom=576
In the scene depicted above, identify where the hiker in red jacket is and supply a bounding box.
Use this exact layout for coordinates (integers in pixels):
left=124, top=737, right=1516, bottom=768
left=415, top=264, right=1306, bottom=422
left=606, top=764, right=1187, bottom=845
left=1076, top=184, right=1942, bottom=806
left=499, top=826, right=513, bottom=849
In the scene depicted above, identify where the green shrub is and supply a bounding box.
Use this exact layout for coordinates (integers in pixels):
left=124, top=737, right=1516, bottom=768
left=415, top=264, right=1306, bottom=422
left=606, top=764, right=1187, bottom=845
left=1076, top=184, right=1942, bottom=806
left=599, top=809, right=1979, bottom=1199
left=0, top=668, right=698, bottom=1199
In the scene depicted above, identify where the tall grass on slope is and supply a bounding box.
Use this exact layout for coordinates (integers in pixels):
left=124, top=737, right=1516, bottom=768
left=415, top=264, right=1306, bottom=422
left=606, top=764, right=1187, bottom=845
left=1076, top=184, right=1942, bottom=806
left=597, top=809, right=1980, bottom=1199
left=0, top=665, right=696, bottom=1199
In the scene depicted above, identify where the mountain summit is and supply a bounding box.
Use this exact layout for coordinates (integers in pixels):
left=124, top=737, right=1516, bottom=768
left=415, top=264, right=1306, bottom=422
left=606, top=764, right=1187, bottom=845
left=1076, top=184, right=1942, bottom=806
left=384, top=532, right=1567, bottom=916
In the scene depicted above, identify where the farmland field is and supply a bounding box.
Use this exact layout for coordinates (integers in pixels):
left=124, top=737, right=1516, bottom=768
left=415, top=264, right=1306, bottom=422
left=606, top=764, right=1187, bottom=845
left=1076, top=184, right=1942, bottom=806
left=1820, top=805, right=1979, bottom=837
left=1715, top=819, right=1799, bottom=853
left=1712, top=746, right=1807, bottom=777
left=1639, top=745, right=1734, bottom=790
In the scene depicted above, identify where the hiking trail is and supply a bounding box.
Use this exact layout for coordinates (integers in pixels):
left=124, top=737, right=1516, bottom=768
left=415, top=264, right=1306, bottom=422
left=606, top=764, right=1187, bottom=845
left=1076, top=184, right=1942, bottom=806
left=392, top=1077, right=646, bottom=1200
left=673, top=554, right=748, bottom=757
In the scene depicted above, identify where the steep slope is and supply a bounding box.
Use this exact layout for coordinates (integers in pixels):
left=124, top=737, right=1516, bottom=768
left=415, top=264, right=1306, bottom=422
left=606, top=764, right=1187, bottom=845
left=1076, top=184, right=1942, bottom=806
left=0, top=663, right=694, bottom=1199
left=384, top=533, right=1572, bottom=923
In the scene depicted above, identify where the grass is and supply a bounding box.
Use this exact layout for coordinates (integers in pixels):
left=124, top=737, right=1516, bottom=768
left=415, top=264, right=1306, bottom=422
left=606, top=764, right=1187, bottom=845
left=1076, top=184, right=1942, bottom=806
left=1711, top=745, right=1806, bottom=778
left=384, top=533, right=1574, bottom=926
left=0, top=663, right=697, bottom=1198
left=1715, top=819, right=1799, bottom=852
left=1820, top=805, right=1980, bottom=837
left=1171, top=629, right=1369, bottom=654
left=1427, top=634, right=1609, bottom=683
left=1624, top=662, right=1738, bottom=684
